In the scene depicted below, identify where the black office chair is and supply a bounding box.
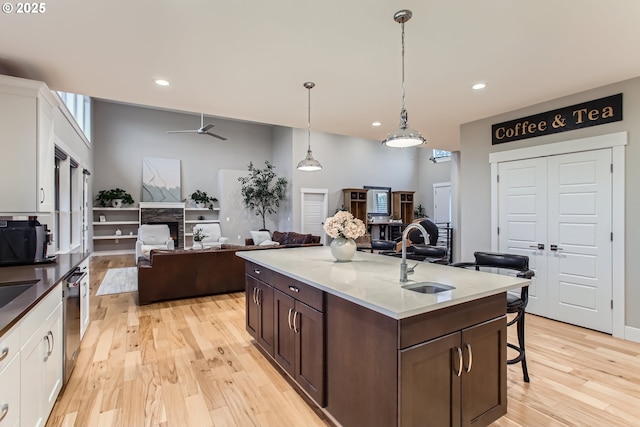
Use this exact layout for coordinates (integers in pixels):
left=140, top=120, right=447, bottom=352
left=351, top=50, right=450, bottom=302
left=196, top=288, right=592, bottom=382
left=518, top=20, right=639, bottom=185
left=452, top=251, right=534, bottom=382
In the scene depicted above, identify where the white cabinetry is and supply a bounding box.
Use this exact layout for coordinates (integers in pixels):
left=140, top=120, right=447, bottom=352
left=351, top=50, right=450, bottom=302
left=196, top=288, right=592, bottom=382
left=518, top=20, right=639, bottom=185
left=184, top=207, right=220, bottom=246
left=20, top=283, right=63, bottom=427
left=0, top=325, right=20, bottom=427
left=0, top=76, right=57, bottom=213
left=79, top=258, right=90, bottom=339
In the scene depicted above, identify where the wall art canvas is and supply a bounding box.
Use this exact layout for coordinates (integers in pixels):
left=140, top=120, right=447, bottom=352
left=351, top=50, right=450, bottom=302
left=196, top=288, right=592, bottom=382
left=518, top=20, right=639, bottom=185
left=142, top=157, right=181, bottom=202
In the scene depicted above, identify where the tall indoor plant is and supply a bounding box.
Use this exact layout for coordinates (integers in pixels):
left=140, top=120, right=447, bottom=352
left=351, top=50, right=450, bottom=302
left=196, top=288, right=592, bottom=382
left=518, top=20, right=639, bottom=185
left=238, top=161, right=288, bottom=230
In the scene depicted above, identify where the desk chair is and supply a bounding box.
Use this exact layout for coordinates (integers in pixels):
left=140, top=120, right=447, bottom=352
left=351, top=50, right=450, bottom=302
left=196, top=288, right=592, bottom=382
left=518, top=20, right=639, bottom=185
left=452, top=251, right=534, bottom=382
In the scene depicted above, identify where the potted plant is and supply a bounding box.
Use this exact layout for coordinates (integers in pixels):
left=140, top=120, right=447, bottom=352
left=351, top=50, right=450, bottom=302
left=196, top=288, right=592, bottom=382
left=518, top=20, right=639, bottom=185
left=238, top=161, right=288, bottom=230
left=414, top=204, right=426, bottom=218
left=193, top=228, right=207, bottom=249
left=95, top=188, right=135, bottom=208
left=190, top=190, right=217, bottom=209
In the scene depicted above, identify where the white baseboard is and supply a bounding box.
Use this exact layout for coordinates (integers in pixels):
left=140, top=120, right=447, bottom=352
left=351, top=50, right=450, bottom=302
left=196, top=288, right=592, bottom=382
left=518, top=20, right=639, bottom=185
left=624, top=326, right=640, bottom=343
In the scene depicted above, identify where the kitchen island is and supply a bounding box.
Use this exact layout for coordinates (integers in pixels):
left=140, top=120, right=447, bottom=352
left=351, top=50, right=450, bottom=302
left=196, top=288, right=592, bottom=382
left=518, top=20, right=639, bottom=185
left=237, top=246, right=530, bottom=427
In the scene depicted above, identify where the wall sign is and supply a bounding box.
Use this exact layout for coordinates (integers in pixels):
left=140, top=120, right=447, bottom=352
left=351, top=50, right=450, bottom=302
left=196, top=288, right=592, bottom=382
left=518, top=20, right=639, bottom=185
left=492, top=93, right=622, bottom=145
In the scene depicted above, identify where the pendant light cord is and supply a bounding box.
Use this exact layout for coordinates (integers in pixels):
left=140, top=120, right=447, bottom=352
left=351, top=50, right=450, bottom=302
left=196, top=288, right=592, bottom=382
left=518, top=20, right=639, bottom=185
left=307, top=85, right=312, bottom=152
left=401, top=19, right=406, bottom=115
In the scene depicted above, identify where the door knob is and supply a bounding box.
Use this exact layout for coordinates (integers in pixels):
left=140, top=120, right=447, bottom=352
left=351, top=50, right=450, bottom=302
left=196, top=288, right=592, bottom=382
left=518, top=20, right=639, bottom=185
left=529, top=243, right=545, bottom=250
left=550, top=245, right=563, bottom=251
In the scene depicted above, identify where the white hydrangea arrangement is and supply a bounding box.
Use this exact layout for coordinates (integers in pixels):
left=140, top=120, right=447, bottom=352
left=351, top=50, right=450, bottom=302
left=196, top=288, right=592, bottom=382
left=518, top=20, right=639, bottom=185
left=323, top=210, right=366, bottom=240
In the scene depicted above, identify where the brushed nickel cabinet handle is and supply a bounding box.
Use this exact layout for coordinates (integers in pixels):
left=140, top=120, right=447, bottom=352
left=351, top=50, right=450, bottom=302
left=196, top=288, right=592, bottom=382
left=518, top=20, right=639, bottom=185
left=252, top=287, right=257, bottom=304
left=293, top=311, right=299, bottom=333
left=0, top=403, right=8, bottom=422
left=288, top=285, right=299, bottom=293
left=455, top=347, right=463, bottom=377
left=253, top=269, right=261, bottom=275
left=47, top=330, right=54, bottom=356
left=40, top=188, right=45, bottom=203
left=0, top=347, right=8, bottom=362
left=288, top=308, right=293, bottom=330
left=464, top=343, right=473, bottom=373
left=256, top=289, right=261, bottom=306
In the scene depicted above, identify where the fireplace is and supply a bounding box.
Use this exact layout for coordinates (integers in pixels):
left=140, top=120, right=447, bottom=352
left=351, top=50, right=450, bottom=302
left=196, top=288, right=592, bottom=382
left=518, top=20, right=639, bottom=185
left=139, top=203, right=185, bottom=249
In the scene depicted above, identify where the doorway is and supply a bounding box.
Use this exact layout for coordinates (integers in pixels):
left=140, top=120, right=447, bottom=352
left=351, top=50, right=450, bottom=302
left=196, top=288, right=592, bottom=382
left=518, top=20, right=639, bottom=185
left=301, top=188, right=328, bottom=245
left=490, top=132, right=626, bottom=336
left=433, top=182, right=451, bottom=223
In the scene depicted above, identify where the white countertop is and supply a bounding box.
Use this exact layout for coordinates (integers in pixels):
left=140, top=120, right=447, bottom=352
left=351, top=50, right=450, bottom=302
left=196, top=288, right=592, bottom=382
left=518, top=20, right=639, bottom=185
left=236, top=246, right=530, bottom=319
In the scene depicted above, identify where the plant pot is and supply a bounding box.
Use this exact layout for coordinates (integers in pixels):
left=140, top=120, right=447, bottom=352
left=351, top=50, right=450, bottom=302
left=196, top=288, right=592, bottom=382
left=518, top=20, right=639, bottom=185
left=112, top=199, right=123, bottom=208
left=195, top=202, right=206, bottom=209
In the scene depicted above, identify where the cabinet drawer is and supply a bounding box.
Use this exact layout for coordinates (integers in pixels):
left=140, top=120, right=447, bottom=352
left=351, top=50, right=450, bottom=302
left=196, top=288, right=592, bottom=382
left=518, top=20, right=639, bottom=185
left=20, top=282, right=62, bottom=348
left=271, top=273, right=323, bottom=312
left=245, top=261, right=274, bottom=284
left=0, top=353, right=20, bottom=427
left=0, top=324, right=19, bottom=373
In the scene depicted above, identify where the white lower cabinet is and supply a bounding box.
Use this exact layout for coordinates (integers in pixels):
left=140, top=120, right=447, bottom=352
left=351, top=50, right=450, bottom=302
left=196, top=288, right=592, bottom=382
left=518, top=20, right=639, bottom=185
left=79, top=259, right=90, bottom=339
left=19, top=283, right=63, bottom=427
left=0, top=353, right=20, bottom=427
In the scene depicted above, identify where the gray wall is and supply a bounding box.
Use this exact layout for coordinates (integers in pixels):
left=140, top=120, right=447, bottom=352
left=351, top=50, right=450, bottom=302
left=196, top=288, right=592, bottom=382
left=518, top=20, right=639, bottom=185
left=417, top=153, right=452, bottom=218
left=92, top=100, right=274, bottom=205
left=459, top=76, right=640, bottom=328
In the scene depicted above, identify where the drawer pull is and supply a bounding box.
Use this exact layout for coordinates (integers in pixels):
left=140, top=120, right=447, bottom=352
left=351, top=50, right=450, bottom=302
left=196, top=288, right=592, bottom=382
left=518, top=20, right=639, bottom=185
left=0, top=347, right=8, bottom=362
left=253, top=269, right=261, bottom=275
left=0, top=403, right=8, bottom=422
left=288, top=285, right=300, bottom=293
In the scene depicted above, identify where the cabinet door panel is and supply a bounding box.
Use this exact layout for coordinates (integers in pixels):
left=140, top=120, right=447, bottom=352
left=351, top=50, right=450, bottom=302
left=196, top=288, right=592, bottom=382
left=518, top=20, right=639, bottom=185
left=0, top=92, right=37, bottom=212
left=294, top=301, right=325, bottom=406
left=461, top=316, right=507, bottom=427
left=21, top=327, right=45, bottom=427
left=257, top=281, right=274, bottom=356
left=43, top=303, right=63, bottom=415
left=0, top=354, right=21, bottom=427
left=245, top=276, right=259, bottom=340
left=400, top=332, right=461, bottom=427
left=273, top=290, right=295, bottom=376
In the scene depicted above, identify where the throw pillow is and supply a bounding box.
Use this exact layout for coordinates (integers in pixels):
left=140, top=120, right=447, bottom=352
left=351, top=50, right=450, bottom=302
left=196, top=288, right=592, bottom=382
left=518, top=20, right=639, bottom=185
left=259, top=239, right=280, bottom=246
left=250, top=230, right=271, bottom=246
left=271, top=231, right=288, bottom=245
left=288, top=232, right=313, bottom=245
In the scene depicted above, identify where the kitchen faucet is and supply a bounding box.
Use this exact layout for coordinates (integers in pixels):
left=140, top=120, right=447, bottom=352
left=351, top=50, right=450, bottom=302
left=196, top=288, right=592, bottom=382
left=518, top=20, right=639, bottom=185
left=400, top=222, right=430, bottom=282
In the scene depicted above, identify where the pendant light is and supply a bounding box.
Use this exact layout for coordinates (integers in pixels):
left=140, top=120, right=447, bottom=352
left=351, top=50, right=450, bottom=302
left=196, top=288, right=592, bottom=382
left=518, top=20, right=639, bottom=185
left=297, top=82, right=322, bottom=171
left=382, top=9, right=426, bottom=148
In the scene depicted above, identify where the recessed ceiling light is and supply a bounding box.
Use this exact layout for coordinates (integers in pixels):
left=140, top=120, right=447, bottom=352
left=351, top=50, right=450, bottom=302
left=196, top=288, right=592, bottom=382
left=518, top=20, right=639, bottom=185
left=472, top=82, right=486, bottom=90
left=155, top=79, right=170, bottom=87
left=372, top=121, right=382, bottom=127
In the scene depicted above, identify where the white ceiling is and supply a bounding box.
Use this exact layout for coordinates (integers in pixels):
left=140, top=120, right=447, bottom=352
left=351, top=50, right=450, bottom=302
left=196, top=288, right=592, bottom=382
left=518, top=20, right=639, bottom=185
left=1, top=0, right=639, bottom=151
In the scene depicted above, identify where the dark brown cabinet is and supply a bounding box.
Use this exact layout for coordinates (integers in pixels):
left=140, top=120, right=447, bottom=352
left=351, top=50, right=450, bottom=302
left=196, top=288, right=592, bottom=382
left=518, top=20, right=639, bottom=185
left=245, top=275, right=274, bottom=356
left=246, top=261, right=325, bottom=407
left=399, top=317, right=506, bottom=427
left=274, top=290, right=325, bottom=405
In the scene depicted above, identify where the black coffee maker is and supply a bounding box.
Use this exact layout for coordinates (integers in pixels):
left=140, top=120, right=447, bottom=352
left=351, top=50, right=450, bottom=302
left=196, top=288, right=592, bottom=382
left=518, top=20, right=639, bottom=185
left=0, top=218, right=53, bottom=266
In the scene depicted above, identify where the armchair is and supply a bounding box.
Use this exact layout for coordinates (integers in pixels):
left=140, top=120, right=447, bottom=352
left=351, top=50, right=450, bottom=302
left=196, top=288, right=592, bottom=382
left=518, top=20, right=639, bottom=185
left=136, top=224, right=175, bottom=260
left=192, top=223, right=229, bottom=249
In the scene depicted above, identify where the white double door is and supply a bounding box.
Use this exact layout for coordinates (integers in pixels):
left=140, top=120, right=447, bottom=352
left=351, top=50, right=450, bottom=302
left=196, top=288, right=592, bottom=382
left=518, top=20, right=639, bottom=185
left=498, top=149, right=612, bottom=333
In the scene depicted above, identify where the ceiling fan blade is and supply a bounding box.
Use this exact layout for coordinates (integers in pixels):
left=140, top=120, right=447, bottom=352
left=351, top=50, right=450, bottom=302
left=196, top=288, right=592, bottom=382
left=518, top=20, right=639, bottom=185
left=167, top=129, right=198, bottom=134
left=205, top=132, right=227, bottom=140
left=201, top=124, right=215, bottom=131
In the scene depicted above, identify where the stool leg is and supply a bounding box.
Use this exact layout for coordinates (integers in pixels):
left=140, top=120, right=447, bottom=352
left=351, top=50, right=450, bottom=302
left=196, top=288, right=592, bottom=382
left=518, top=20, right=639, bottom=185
left=517, top=309, right=530, bottom=382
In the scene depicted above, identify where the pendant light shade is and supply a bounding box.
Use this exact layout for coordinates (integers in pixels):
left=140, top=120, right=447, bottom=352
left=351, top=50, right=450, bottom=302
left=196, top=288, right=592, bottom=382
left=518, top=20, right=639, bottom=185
left=297, top=82, right=322, bottom=171
left=382, top=9, right=426, bottom=148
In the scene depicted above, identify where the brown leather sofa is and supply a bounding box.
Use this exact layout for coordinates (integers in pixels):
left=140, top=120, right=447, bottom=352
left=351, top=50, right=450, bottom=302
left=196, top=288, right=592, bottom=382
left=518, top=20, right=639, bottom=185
left=245, top=230, right=321, bottom=247
left=137, top=244, right=281, bottom=305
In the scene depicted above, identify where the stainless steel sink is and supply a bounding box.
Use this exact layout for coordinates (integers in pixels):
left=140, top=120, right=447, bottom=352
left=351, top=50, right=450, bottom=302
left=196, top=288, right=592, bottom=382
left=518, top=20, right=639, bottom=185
left=402, top=282, right=455, bottom=294
left=0, top=281, right=38, bottom=309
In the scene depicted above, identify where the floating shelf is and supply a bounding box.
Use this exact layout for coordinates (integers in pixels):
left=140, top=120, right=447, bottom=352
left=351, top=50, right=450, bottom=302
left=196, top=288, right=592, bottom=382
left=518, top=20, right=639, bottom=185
left=93, top=235, right=138, bottom=240
left=92, top=221, right=139, bottom=226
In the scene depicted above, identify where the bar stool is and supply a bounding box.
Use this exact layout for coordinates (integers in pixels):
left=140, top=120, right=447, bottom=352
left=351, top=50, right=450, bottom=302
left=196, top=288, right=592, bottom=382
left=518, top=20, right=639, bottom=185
left=452, top=251, right=534, bottom=382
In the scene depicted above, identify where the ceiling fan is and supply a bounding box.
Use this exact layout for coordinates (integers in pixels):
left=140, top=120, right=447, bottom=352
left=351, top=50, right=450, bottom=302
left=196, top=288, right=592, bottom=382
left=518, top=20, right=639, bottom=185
left=166, top=113, right=227, bottom=140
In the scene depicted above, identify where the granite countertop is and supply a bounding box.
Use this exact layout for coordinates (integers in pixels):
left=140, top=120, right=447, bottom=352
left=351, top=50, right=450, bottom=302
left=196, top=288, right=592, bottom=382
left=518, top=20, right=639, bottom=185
left=236, top=246, right=531, bottom=319
left=0, top=252, right=89, bottom=336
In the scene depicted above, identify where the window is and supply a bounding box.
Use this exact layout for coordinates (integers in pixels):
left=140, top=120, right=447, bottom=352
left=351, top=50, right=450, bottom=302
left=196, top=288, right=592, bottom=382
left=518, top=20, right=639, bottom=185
left=57, top=91, right=92, bottom=142
left=431, top=149, right=451, bottom=163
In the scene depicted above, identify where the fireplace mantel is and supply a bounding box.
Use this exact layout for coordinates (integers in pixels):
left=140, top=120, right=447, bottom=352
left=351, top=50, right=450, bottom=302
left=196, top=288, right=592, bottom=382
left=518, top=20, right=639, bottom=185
left=139, top=202, right=185, bottom=209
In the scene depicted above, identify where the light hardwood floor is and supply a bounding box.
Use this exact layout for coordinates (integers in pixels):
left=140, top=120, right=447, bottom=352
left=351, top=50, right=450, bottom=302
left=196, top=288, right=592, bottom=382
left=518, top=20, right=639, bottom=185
left=46, top=255, right=640, bottom=427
